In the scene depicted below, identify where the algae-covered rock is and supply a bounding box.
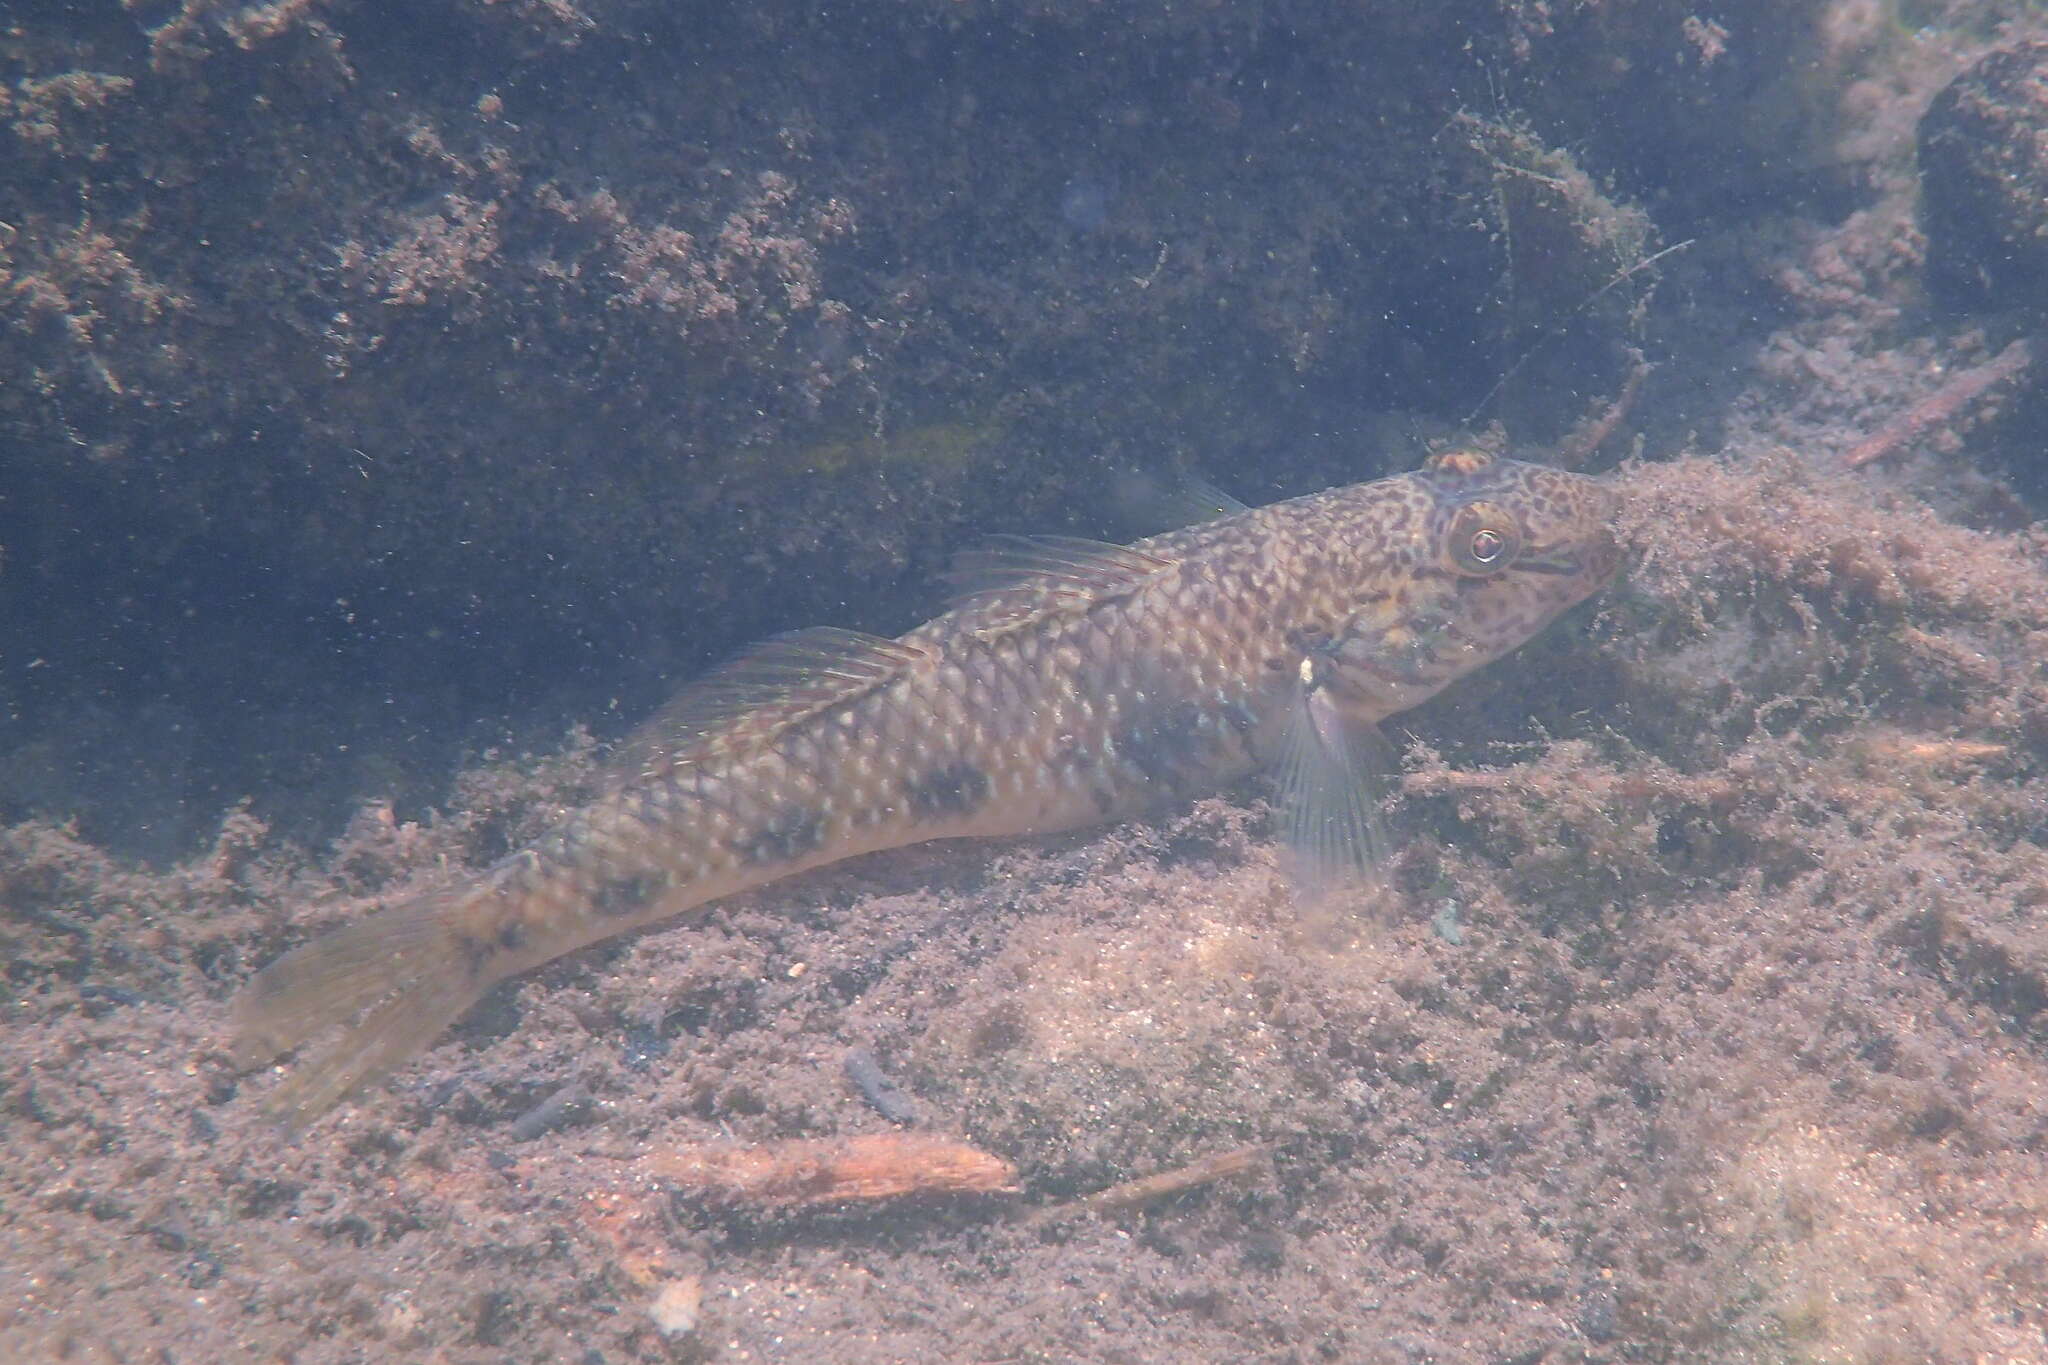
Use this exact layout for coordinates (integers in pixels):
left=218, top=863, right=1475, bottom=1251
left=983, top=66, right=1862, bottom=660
left=1920, top=40, right=2048, bottom=312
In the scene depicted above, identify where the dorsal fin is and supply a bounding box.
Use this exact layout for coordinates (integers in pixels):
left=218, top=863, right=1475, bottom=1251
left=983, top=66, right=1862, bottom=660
left=1162, top=475, right=1252, bottom=525
left=1111, top=470, right=1254, bottom=538
left=1132, top=474, right=1252, bottom=536
left=942, top=534, right=1177, bottom=608
left=610, top=626, right=929, bottom=782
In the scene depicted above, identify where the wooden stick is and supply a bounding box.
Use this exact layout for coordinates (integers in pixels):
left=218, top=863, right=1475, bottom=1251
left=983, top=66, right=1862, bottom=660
left=1030, top=1145, right=1268, bottom=1225
left=640, top=1133, right=1018, bottom=1206
left=1843, top=339, right=2032, bottom=469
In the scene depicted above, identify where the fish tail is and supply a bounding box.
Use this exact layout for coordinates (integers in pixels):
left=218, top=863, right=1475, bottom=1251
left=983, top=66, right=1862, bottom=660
left=230, top=882, right=495, bottom=1129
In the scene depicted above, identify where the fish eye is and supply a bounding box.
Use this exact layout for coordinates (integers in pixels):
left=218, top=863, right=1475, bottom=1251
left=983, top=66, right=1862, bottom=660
left=1444, top=501, right=1522, bottom=576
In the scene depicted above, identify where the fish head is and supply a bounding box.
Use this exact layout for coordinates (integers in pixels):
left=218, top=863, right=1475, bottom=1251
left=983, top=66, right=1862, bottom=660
left=1313, top=448, right=1620, bottom=716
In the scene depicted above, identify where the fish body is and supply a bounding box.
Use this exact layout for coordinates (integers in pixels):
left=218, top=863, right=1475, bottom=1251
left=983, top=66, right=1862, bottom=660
left=233, top=448, right=1619, bottom=1125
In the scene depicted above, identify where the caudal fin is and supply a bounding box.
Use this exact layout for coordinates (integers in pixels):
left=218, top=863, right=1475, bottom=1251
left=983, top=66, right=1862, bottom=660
left=231, top=886, right=488, bottom=1129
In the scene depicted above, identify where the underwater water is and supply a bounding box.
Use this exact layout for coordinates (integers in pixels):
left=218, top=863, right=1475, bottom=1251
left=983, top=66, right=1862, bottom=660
left=4, top=3, right=2048, bottom=1361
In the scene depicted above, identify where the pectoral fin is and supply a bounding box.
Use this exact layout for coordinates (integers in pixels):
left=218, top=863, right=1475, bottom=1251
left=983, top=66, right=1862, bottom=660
left=1275, top=658, right=1394, bottom=902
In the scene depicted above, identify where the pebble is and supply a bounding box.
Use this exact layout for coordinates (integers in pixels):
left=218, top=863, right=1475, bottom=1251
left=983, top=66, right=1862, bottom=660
left=843, top=1046, right=918, bottom=1124
left=648, top=1275, right=703, bottom=1340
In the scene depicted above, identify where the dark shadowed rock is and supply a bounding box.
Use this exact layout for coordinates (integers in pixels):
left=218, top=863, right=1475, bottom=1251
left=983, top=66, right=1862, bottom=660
left=1920, top=41, right=2048, bottom=312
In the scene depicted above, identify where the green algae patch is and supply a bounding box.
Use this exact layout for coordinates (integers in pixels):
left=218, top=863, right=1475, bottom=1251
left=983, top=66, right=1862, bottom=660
left=775, top=414, right=1009, bottom=480
left=1453, top=112, right=1659, bottom=336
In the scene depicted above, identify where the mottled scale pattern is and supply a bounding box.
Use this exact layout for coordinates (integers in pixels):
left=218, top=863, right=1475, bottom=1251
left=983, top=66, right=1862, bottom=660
left=231, top=448, right=1619, bottom=1126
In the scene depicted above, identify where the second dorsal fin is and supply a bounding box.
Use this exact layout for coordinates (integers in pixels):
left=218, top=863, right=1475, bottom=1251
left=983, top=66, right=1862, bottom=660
left=612, top=626, right=930, bottom=782
left=1121, top=473, right=1253, bottom=537
left=942, top=534, right=1177, bottom=608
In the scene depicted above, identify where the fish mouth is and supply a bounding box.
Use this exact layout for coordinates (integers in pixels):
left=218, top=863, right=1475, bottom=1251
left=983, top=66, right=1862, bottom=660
left=1512, top=553, right=1584, bottom=577
left=1515, top=531, right=1621, bottom=581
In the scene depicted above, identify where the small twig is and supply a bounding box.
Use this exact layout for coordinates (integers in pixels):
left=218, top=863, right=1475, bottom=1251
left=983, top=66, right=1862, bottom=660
left=1556, top=346, right=1650, bottom=468
left=1028, top=1145, right=1268, bottom=1225
left=1465, top=239, right=1693, bottom=428
left=1853, top=734, right=2007, bottom=768
left=640, top=1133, right=1017, bottom=1206
left=843, top=1046, right=918, bottom=1124
left=1131, top=242, right=1169, bottom=289
left=1843, top=338, right=2032, bottom=469
left=508, top=1079, right=592, bottom=1142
